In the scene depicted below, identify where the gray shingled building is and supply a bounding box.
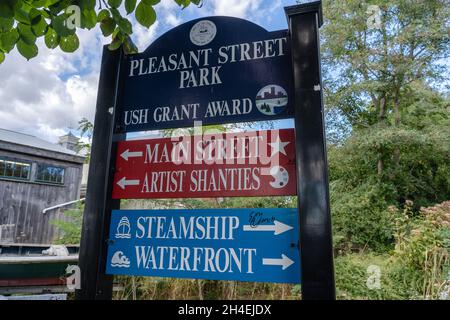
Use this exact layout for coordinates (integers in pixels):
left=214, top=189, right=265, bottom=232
left=0, top=128, right=85, bottom=244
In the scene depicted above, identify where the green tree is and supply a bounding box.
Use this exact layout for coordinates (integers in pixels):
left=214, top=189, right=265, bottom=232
left=76, top=117, right=93, bottom=161
left=322, top=0, right=449, bottom=156
left=0, top=0, right=202, bottom=63
left=51, top=202, right=84, bottom=244
left=321, top=0, right=450, bottom=249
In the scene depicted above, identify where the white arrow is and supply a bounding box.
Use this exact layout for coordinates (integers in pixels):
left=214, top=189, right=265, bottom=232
left=117, top=177, right=140, bottom=190
left=262, top=254, right=294, bottom=270
left=243, top=220, right=293, bottom=235
left=120, top=149, right=143, bottom=161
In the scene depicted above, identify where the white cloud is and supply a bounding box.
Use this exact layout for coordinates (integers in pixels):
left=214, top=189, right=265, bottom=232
left=210, top=0, right=263, bottom=18
left=165, top=13, right=182, bottom=27
left=132, top=21, right=160, bottom=51
left=159, top=0, right=180, bottom=11
left=0, top=0, right=289, bottom=144
left=0, top=26, right=104, bottom=143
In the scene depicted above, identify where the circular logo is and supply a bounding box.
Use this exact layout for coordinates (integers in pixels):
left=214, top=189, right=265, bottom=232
left=190, top=20, right=217, bottom=46
left=255, top=85, right=288, bottom=116
left=269, top=166, right=289, bottom=189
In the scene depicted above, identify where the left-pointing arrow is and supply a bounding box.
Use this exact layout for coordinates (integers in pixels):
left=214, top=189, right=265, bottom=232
left=262, top=254, right=294, bottom=270
left=120, top=149, right=143, bottom=161
left=117, top=177, right=140, bottom=190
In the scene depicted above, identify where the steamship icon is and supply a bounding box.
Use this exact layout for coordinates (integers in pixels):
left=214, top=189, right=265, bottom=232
left=115, top=216, right=131, bottom=239
left=255, top=85, right=288, bottom=116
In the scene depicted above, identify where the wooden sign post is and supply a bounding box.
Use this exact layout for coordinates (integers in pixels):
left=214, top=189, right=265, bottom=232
left=285, top=1, right=336, bottom=300
left=75, top=47, right=124, bottom=300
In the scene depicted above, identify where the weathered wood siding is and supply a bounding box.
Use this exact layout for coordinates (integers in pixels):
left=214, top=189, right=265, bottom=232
left=0, top=148, right=83, bottom=244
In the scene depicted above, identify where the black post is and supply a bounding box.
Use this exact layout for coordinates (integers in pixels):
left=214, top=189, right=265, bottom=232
left=76, top=46, right=124, bottom=300
left=285, top=1, right=335, bottom=300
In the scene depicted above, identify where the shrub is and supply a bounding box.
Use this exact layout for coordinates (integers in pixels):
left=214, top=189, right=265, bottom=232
left=391, top=201, right=450, bottom=299
left=330, top=180, right=395, bottom=252
left=51, top=203, right=83, bottom=244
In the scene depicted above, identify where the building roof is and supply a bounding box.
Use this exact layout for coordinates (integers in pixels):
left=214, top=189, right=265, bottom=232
left=0, top=128, right=82, bottom=157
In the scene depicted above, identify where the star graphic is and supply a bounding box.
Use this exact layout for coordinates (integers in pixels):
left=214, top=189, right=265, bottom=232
left=269, top=137, right=290, bottom=157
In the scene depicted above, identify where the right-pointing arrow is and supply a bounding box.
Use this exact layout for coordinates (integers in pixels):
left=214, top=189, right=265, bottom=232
left=262, top=254, right=294, bottom=270
left=243, top=220, right=293, bottom=235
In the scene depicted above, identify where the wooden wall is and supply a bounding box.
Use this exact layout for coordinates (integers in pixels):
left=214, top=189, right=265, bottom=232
left=0, top=148, right=83, bottom=244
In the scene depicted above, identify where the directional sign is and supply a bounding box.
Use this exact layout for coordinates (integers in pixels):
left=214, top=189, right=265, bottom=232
left=112, top=129, right=296, bottom=199
left=106, top=208, right=300, bottom=284
left=117, top=16, right=294, bottom=133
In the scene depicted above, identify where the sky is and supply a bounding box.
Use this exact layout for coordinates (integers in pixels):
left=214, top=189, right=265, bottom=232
left=0, top=0, right=298, bottom=143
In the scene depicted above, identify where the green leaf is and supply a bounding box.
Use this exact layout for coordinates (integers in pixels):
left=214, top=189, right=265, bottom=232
left=31, top=0, right=57, bottom=8
left=100, top=17, right=116, bottom=37
left=97, top=9, right=110, bottom=22
left=0, top=28, right=19, bottom=52
left=0, top=1, right=14, bottom=19
left=59, top=34, right=79, bottom=52
left=108, top=0, right=123, bottom=8
left=125, top=0, right=137, bottom=14
left=32, top=16, right=48, bottom=37
left=48, top=0, right=72, bottom=15
left=14, top=8, right=30, bottom=24
left=40, top=10, right=50, bottom=19
left=123, top=36, right=138, bottom=54
left=44, top=27, right=59, bottom=49
left=0, top=51, right=4, bottom=64
left=52, top=14, right=75, bottom=37
left=17, top=39, right=38, bottom=60
left=0, top=17, right=14, bottom=32
left=142, top=0, right=160, bottom=6
left=112, top=26, right=120, bottom=38
left=108, top=37, right=122, bottom=51
left=81, top=9, right=97, bottom=29
left=30, top=8, right=47, bottom=37
left=29, top=8, right=43, bottom=25
left=18, top=23, right=36, bottom=45
left=110, top=7, right=121, bottom=21
left=135, top=2, right=156, bottom=28
left=117, top=17, right=132, bottom=35
left=31, top=0, right=46, bottom=7
left=174, top=0, right=189, bottom=8
left=79, top=0, right=96, bottom=10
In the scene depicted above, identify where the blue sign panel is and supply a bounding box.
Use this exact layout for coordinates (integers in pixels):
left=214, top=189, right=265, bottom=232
left=118, top=16, right=294, bottom=133
left=106, top=208, right=300, bottom=284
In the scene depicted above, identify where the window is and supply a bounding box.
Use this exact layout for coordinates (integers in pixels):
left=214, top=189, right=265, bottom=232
left=0, top=158, right=31, bottom=180
left=36, top=164, right=65, bottom=184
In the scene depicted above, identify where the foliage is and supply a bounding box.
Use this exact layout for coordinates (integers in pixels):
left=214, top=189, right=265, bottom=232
left=328, top=106, right=449, bottom=250
left=330, top=179, right=395, bottom=251
left=0, top=0, right=202, bottom=63
left=322, top=0, right=450, bottom=252
left=322, top=0, right=449, bottom=131
left=390, top=201, right=450, bottom=299
left=334, top=253, right=412, bottom=299
left=113, top=276, right=300, bottom=300
left=51, top=202, right=84, bottom=244
left=76, top=117, right=93, bottom=161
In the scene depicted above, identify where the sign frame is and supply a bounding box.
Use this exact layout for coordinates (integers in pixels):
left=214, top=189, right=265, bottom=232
left=76, top=1, right=335, bottom=300
left=105, top=208, right=301, bottom=284
left=111, top=129, right=297, bottom=199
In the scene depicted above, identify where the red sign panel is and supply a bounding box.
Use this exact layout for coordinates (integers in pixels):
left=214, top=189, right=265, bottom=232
left=112, top=129, right=296, bottom=199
